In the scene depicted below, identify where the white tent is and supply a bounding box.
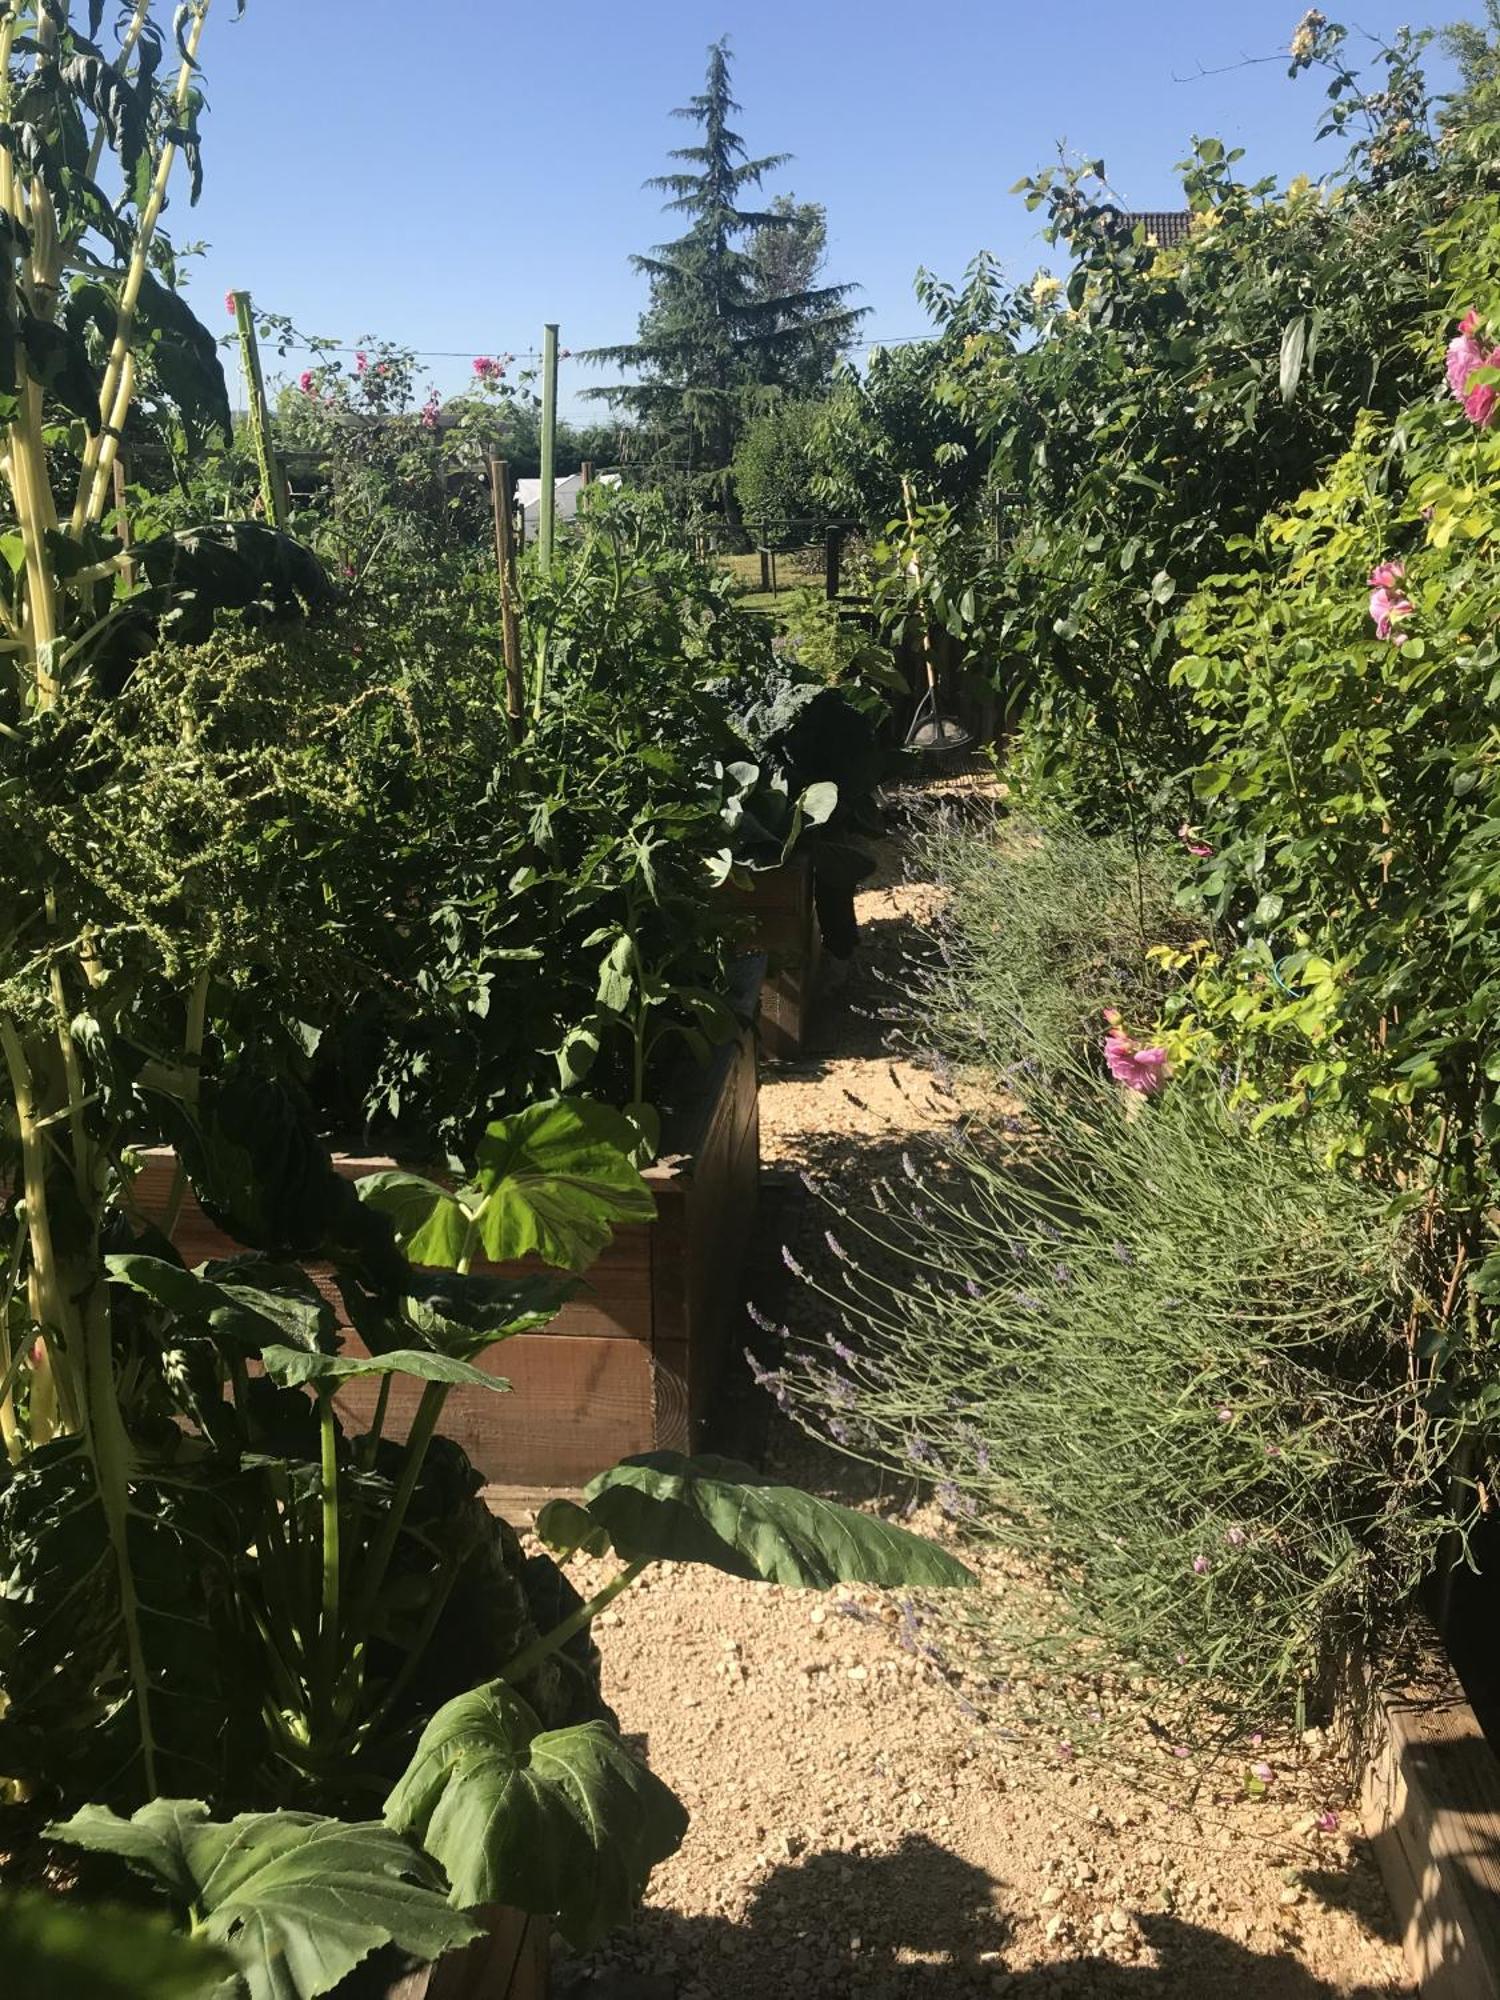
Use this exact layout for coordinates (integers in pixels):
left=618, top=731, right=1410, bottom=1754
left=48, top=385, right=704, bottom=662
left=515, top=472, right=621, bottom=536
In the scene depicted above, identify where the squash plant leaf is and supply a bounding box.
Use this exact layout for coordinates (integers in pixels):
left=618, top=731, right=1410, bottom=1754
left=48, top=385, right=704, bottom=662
left=338, top=1268, right=572, bottom=1362
left=538, top=1453, right=977, bottom=1589
left=385, top=1683, right=687, bottom=1947
left=0, top=1885, right=234, bottom=2000
left=49, top=1801, right=480, bottom=2000
left=470, top=1100, right=657, bottom=1272
left=260, top=1346, right=511, bottom=1396
left=107, top=1253, right=336, bottom=1354
left=357, top=1170, right=470, bottom=1269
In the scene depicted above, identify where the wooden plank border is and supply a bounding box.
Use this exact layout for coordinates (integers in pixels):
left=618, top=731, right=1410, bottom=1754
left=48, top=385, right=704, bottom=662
left=1362, top=1665, right=1500, bottom=1997
left=727, top=856, right=822, bottom=1061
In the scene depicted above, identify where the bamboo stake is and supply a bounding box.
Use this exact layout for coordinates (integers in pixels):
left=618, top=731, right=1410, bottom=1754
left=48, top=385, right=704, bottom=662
left=489, top=455, right=523, bottom=732
left=112, top=457, right=135, bottom=590
left=230, top=291, right=290, bottom=530
left=539, top=323, right=559, bottom=569
left=75, top=0, right=214, bottom=532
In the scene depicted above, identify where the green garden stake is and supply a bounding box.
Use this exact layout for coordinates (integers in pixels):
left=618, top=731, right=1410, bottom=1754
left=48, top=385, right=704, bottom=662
left=539, top=322, right=559, bottom=570
left=231, top=289, right=290, bottom=532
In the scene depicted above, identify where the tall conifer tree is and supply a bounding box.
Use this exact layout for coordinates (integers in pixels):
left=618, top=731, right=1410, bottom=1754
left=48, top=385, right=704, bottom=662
left=584, top=40, right=865, bottom=495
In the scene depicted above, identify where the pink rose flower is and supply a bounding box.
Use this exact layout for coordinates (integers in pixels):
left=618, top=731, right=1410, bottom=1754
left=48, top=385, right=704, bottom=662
left=298, top=370, right=315, bottom=394
left=355, top=350, right=368, bottom=374
left=1446, top=313, right=1500, bottom=426
left=1104, top=1027, right=1170, bottom=1095
left=1177, top=821, right=1214, bottom=859
left=473, top=355, right=502, bottom=382
left=1368, top=560, right=1413, bottom=641
left=224, top=290, right=238, bottom=318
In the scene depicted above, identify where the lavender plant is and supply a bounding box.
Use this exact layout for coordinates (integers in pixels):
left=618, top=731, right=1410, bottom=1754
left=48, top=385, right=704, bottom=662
left=780, top=815, right=1458, bottom=1729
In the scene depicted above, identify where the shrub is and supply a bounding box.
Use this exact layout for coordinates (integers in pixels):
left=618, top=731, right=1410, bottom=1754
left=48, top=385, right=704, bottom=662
left=782, top=814, right=1459, bottom=1728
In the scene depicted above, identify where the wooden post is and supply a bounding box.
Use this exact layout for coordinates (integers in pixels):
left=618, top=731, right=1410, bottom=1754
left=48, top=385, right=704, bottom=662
left=538, top=323, right=559, bottom=568
left=579, top=460, right=594, bottom=487
left=489, top=455, right=524, bottom=732
left=112, top=456, right=135, bottom=590
left=758, top=547, right=771, bottom=593
left=230, top=290, right=290, bottom=531
left=824, top=525, right=843, bottom=601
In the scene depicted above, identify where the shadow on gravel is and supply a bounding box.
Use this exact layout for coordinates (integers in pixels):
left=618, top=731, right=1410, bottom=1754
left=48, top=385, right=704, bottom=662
left=555, top=1830, right=1394, bottom=2000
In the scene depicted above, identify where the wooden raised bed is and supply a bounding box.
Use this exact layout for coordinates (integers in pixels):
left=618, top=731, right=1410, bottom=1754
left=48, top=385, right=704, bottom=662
left=135, top=1015, right=759, bottom=1492
left=375, top=1907, right=547, bottom=1999
left=729, top=854, right=822, bottom=1061
left=1362, top=1657, right=1500, bottom=1997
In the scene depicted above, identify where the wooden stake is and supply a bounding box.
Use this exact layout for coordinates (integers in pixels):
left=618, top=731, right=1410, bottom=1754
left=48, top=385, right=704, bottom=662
left=539, top=323, right=559, bottom=568
left=489, top=455, right=524, bottom=732
left=824, top=525, right=843, bottom=602
left=112, top=456, right=135, bottom=591
left=230, top=290, right=290, bottom=531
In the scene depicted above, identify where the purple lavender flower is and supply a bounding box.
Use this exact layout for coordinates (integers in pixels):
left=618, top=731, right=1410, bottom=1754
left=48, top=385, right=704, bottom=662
left=1111, top=1240, right=1135, bottom=1265
left=1013, top=1291, right=1043, bottom=1312
left=907, top=1433, right=935, bottom=1466
left=825, top=1230, right=850, bottom=1264
left=782, top=1245, right=807, bottom=1280
left=830, top=1336, right=857, bottom=1367
left=828, top=1417, right=851, bottom=1444
left=747, top=1301, right=778, bottom=1333
left=964, top=1276, right=984, bottom=1299
left=901, top=1151, right=919, bottom=1181
left=1053, top=1262, right=1073, bottom=1285
left=828, top=1373, right=857, bottom=1409
left=1191, top=1553, right=1211, bottom=1576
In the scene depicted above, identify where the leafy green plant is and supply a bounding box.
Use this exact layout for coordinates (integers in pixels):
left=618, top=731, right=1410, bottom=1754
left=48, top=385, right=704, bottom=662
left=778, top=812, right=1455, bottom=1730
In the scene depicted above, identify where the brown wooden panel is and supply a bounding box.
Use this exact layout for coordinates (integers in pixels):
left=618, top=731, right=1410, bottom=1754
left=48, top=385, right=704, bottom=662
left=725, top=859, right=820, bottom=1060
left=1363, top=1680, right=1500, bottom=2000
left=337, top=1330, right=656, bottom=1491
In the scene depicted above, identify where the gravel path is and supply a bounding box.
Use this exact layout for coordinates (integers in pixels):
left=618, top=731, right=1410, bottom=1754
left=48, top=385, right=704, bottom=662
left=552, top=826, right=1412, bottom=2000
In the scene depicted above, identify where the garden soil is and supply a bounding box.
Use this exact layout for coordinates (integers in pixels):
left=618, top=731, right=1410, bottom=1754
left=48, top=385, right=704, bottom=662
left=548, top=816, right=1413, bottom=2000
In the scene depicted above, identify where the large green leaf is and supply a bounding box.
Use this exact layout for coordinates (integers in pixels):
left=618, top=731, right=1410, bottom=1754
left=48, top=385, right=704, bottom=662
left=469, top=1100, right=657, bottom=1273
left=49, top=1801, right=480, bottom=2000
left=385, top=1682, right=687, bottom=1948
left=538, top=1453, right=977, bottom=1589
left=337, top=1268, right=573, bottom=1361
left=402, top=1270, right=573, bottom=1352
left=260, top=1346, right=510, bottom=1396
left=0, top=1886, right=233, bottom=2000
left=107, top=1253, right=335, bottom=1355
left=358, top=1171, right=470, bottom=1269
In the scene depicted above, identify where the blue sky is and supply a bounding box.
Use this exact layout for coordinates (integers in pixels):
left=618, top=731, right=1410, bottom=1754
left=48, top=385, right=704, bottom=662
left=190, top=1, right=1476, bottom=414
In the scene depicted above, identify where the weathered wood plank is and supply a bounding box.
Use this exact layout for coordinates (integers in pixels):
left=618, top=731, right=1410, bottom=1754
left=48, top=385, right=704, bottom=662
left=728, top=858, right=821, bottom=1060
left=375, top=1905, right=548, bottom=1999
left=1363, top=1680, right=1500, bottom=1999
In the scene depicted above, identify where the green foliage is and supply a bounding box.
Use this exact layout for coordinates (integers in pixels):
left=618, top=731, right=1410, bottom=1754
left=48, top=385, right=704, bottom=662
left=539, top=1452, right=976, bottom=1589
left=50, top=1801, right=480, bottom=2000
left=783, top=815, right=1455, bottom=1726
left=0, top=1885, right=234, bottom=2000
left=732, top=398, right=826, bottom=545
left=384, top=1681, right=688, bottom=1946
left=362, top=1099, right=656, bottom=1273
